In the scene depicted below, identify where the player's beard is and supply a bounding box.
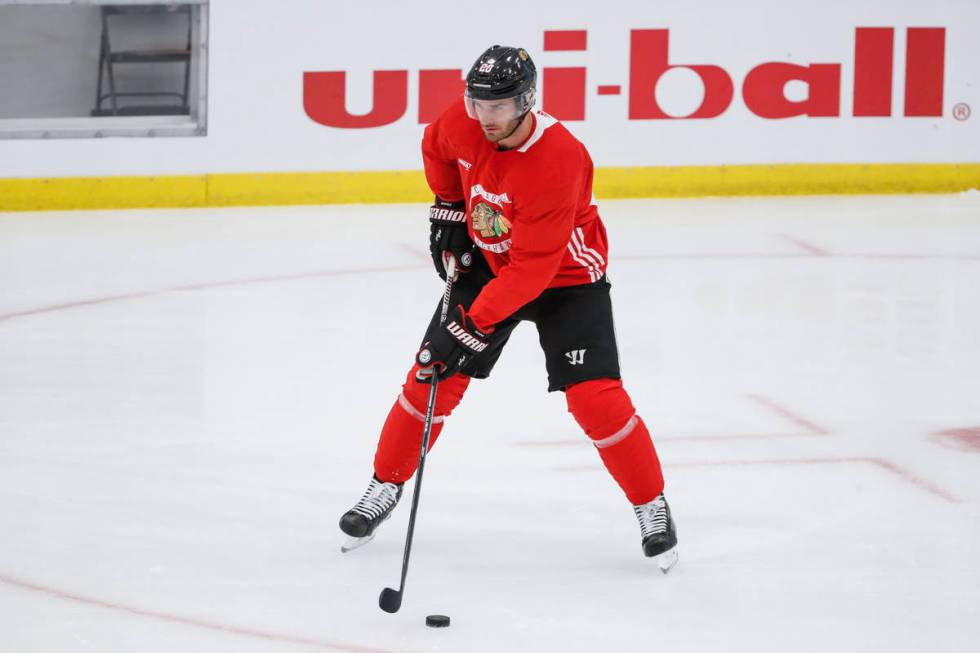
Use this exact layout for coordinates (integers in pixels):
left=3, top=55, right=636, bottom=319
left=480, top=114, right=524, bottom=143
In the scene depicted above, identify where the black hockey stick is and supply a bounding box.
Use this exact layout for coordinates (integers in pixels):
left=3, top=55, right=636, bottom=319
left=379, top=255, right=459, bottom=614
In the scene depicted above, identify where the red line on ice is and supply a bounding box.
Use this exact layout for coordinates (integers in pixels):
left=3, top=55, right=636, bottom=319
left=744, top=394, right=830, bottom=435
left=0, top=264, right=419, bottom=323
left=557, top=456, right=961, bottom=503
left=4, top=253, right=979, bottom=323
left=930, top=427, right=980, bottom=452
left=0, top=572, right=396, bottom=653
left=517, top=432, right=809, bottom=447
left=615, top=253, right=980, bottom=262
left=777, top=234, right=832, bottom=256
left=681, top=456, right=960, bottom=504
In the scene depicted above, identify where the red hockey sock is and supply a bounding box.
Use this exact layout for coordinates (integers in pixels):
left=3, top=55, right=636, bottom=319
left=565, top=379, right=665, bottom=505
left=373, top=363, right=471, bottom=484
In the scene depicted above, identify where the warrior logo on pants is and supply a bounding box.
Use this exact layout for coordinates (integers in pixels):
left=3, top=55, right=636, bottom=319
left=565, top=349, right=586, bottom=365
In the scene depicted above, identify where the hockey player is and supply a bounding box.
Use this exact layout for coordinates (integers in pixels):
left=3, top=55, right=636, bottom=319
left=339, top=45, right=678, bottom=571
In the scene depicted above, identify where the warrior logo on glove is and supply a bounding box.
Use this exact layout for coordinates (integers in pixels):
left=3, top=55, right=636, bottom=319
left=446, top=319, right=489, bottom=352
left=416, top=305, right=493, bottom=381
left=429, top=196, right=474, bottom=281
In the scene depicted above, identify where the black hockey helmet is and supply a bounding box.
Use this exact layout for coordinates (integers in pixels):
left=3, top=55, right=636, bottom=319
left=464, top=45, right=536, bottom=120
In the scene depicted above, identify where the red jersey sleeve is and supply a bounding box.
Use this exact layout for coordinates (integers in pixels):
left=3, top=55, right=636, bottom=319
left=468, top=153, right=582, bottom=329
left=421, top=103, right=465, bottom=202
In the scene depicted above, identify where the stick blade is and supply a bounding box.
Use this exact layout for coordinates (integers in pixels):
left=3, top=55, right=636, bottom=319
left=379, top=587, right=402, bottom=613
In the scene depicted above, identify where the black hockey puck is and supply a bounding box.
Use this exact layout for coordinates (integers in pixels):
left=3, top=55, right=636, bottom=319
left=425, top=614, right=450, bottom=628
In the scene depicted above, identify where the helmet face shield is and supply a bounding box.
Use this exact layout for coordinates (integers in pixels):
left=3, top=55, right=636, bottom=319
left=464, top=87, right=535, bottom=123
left=465, top=92, right=520, bottom=123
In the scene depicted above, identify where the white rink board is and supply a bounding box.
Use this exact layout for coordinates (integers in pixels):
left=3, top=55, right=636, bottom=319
left=1, top=0, right=978, bottom=178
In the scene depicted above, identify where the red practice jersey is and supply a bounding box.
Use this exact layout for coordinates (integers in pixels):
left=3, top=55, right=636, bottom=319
left=422, top=99, right=609, bottom=330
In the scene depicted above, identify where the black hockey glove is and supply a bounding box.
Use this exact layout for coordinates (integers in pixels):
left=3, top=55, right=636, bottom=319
left=429, top=196, right=474, bottom=281
left=416, top=305, right=492, bottom=382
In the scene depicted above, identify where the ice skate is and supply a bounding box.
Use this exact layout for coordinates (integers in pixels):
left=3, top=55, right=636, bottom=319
left=339, top=476, right=403, bottom=553
left=634, top=494, right=678, bottom=574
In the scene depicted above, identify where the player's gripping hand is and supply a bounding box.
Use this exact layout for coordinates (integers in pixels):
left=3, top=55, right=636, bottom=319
left=416, top=305, right=492, bottom=382
left=429, top=197, right=474, bottom=281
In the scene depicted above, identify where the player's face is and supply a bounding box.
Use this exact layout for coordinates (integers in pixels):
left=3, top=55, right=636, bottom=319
left=466, top=97, right=522, bottom=142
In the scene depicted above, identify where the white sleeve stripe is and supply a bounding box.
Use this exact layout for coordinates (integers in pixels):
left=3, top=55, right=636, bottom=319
left=576, top=227, right=606, bottom=266
left=593, top=414, right=639, bottom=449
left=570, top=231, right=598, bottom=269
left=574, top=236, right=603, bottom=281
left=566, top=241, right=594, bottom=271
left=573, top=229, right=603, bottom=269
left=398, top=392, right=445, bottom=424
left=571, top=229, right=603, bottom=272
left=565, top=242, right=601, bottom=282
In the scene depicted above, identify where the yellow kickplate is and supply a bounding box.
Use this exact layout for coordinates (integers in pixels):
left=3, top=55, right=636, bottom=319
left=2, top=164, right=978, bottom=212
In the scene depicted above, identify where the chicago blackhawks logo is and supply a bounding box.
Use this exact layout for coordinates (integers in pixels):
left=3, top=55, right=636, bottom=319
left=472, top=202, right=512, bottom=239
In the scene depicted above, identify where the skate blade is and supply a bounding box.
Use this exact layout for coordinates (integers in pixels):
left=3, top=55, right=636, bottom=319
left=654, top=548, right=679, bottom=574
left=341, top=533, right=375, bottom=553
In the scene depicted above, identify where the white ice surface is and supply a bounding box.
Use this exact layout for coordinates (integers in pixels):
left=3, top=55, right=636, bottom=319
left=1, top=195, right=979, bottom=653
